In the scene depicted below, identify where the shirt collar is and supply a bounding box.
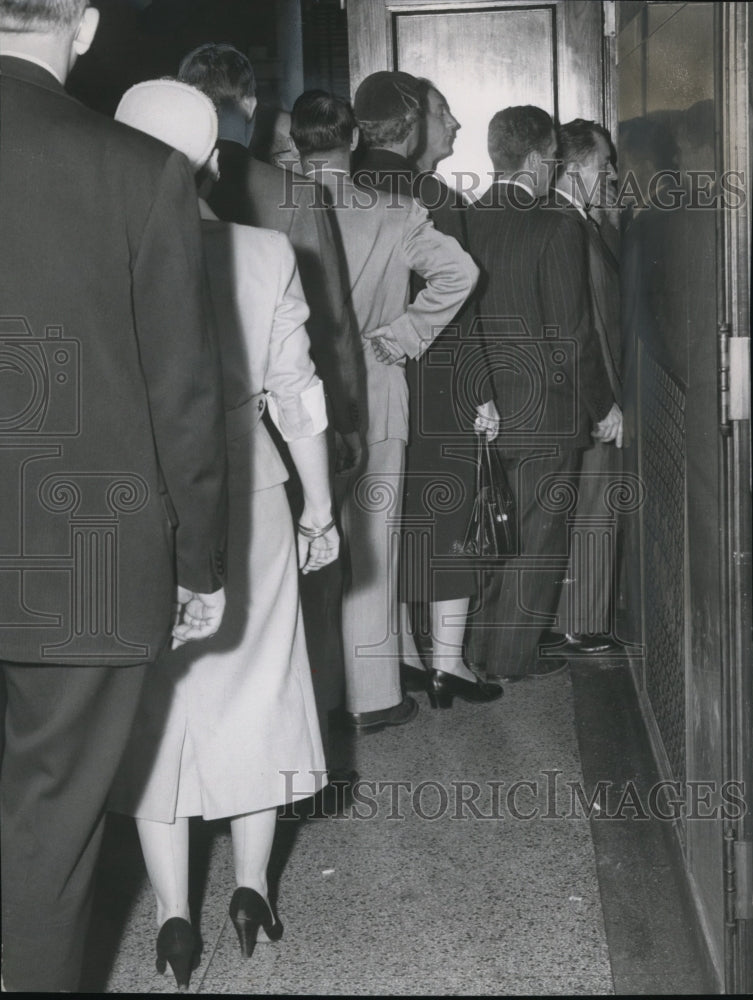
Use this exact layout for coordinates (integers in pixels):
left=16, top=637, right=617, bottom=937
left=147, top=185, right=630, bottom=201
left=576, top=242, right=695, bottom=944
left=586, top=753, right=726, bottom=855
left=305, top=167, right=349, bottom=175
left=217, top=107, right=253, bottom=148
left=494, top=176, right=536, bottom=200
left=1, top=50, right=63, bottom=84
left=306, top=166, right=352, bottom=196
left=554, top=184, right=587, bottom=219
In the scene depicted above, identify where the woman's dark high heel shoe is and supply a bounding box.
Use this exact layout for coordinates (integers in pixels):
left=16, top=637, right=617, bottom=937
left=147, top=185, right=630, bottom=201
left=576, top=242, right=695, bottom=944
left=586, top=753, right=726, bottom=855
left=155, top=916, right=196, bottom=991
left=229, top=887, right=283, bottom=959
left=427, top=668, right=504, bottom=709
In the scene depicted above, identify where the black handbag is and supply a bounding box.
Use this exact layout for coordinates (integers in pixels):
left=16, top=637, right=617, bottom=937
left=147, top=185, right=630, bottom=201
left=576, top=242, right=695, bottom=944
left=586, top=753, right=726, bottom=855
left=462, top=436, right=517, bottom=557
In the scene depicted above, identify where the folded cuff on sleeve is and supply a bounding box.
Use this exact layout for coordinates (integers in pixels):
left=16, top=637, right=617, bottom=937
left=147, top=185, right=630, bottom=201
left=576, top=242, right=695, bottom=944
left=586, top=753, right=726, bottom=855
left=265, top=379, right=328, bottom=442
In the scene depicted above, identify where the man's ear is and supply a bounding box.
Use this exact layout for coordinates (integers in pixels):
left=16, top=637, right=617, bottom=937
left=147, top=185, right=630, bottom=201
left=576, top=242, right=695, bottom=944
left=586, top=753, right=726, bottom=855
left=527, top=148, right=542, bottom=171
left=240, top=95, right=258, bottom=122
left=72, top=6, right=100, bottom=58
left=350, top=125, right=360, bottom=152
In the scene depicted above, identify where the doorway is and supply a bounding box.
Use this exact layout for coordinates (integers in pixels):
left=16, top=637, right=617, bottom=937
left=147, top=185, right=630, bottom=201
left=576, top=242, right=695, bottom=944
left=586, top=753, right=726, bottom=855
left=347, top=0, right=751, bottom=990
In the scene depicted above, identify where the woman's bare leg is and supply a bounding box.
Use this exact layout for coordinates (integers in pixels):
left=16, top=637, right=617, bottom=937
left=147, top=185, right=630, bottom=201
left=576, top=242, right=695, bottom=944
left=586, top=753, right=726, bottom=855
left=135, top=817, right=190, bottom=927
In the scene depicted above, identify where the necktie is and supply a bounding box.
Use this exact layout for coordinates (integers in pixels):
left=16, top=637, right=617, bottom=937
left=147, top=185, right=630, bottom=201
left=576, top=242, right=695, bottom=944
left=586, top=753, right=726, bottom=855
left=584, top=206, right=601, bottom=231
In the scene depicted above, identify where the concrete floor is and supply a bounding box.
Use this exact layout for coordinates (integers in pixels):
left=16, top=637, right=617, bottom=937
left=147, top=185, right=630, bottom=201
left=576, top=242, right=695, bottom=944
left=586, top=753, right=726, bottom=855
left=85, top=669, right=615, bottom=994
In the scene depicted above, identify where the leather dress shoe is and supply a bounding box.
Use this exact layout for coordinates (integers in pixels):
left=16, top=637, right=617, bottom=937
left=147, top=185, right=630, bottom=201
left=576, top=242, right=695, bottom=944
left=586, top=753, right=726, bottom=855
left=540, top=631, right=624, bottom=656
left=503, top=658, right=569, bottom=682
left=567, top=633, right=624, bottom=654
left=427, top=668, right=503, bottom=708
left=344, top=694, right=418, bottom=733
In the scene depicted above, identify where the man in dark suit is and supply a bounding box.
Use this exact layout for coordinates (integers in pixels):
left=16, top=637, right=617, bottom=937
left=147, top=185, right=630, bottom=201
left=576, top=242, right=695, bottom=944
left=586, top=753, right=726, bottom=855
left=465, top=106, right=621, bottom=679
left=552, top=119, right=624, bottom=654
left=0, top=2, right=227, bottom=990
left=178, top=42, right=360, bottom=444
left=177, top=43, right=360, bottom=774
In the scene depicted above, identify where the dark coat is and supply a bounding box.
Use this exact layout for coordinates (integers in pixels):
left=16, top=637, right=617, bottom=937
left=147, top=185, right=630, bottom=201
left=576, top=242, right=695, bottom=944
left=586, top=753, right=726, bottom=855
left=586, top=216, right=621, bottom=403
left=465, top=181, right=614, bottom=451
left=549, top=196, right=621, bottom=403
left=0, top=56, right=227, bottom=665
left=209, top=141, right=360, bottom=434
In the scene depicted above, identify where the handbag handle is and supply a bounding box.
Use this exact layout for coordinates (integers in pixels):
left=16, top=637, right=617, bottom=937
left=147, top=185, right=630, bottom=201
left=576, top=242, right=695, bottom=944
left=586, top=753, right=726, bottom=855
left=474, top=432, right=484, bottom=494
left=479, top=433, right=493, bottom=487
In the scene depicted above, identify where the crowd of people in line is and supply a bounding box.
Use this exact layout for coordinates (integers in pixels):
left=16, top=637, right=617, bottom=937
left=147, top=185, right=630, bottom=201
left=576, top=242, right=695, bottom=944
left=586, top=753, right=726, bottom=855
left=0, top=1, right=623, bottom=992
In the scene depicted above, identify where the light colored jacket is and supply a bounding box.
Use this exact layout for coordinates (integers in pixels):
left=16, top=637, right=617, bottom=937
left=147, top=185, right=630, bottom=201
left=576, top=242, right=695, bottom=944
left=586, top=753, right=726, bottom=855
left=320, top=170, right=479, bottom=444
left=200, top=213, right=327, bottom=493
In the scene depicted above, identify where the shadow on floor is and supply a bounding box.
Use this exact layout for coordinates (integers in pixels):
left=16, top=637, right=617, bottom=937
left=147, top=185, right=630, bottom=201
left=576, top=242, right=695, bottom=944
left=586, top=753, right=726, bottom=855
left=570, top=660, right=720, bottom=995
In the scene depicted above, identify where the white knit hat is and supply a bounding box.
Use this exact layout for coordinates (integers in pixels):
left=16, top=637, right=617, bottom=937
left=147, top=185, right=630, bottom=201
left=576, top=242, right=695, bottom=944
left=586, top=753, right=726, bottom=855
left=115, top=79, right=218, bottom=172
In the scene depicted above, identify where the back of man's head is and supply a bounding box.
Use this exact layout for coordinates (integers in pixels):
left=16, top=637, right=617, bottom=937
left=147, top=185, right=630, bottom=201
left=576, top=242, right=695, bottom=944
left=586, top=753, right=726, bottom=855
left=291, top=90, right=356, bottom=155
left=558, top=118, right=610, bottom=167
left=352, top=70, right=420, bottom=150
left=0, top=0, right=86, bottom=31
left=488, top=105, right=554, bottom=172
left=178, top=42, right=256, bottom=114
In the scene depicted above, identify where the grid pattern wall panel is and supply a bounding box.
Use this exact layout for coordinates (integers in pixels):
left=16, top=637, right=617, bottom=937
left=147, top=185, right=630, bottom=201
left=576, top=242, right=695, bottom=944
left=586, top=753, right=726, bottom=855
left=640, top=346, right=687, bottom=785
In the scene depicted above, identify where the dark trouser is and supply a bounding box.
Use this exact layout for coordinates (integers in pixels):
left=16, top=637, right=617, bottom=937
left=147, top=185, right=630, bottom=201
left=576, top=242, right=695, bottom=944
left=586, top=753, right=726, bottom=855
left=285, top=425, right=348, bottom=765
left=1, top=660, right=147, bottom=992
left=555, top=439, right=622, bottom=635
left=298, top=557, right=346, bottom=759
left=467, top=448, right=582, bottom=676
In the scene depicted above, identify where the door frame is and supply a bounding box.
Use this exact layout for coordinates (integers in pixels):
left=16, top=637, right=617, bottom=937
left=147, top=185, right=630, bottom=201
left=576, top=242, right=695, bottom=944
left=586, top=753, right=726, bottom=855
left=718, top=1, right=752, bottom=992
left=347, top=0, right=607, bottom=126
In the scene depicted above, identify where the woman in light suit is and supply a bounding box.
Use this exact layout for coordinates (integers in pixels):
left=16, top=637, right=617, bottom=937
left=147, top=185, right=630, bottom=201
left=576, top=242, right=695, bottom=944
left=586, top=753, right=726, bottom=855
left=110, top=80, right=339, bottom=990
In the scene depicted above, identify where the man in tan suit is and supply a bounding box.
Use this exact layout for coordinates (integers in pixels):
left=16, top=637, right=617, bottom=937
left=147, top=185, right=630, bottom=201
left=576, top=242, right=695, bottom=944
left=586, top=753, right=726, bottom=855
left=291, top=89, right=478, bottom=730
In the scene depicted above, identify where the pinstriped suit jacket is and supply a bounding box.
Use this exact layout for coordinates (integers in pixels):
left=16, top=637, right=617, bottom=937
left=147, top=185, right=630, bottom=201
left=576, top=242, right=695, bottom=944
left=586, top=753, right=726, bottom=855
left=466, top=182, right=614, bottom=451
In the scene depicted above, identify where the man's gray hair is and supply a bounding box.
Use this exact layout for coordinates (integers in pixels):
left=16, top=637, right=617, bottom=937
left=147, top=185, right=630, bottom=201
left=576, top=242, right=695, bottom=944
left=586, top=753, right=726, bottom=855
left=0, top=0, right=87, bottom=31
